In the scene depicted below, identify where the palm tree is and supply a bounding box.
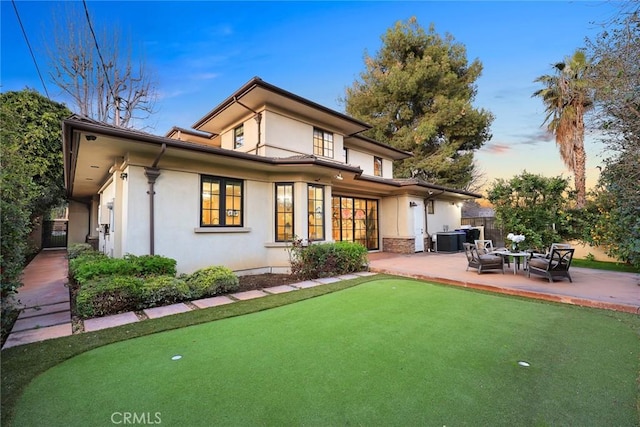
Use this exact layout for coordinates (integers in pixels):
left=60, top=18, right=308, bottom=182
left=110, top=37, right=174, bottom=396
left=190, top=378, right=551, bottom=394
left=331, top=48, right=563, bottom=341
left=533, top=50, right=593, bottom=208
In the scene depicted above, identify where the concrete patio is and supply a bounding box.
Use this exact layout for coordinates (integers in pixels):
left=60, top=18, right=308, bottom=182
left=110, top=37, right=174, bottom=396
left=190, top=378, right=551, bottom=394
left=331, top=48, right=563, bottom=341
left=368, top=251, right=640, bottom=313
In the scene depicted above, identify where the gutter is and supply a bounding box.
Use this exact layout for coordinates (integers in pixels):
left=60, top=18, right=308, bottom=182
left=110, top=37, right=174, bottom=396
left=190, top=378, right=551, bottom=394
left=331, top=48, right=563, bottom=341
left=144, top=143, right=167, bottom=255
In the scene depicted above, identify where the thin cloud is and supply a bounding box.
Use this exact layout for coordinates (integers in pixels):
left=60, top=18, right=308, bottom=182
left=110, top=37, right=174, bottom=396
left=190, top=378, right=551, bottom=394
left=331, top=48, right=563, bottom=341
left=192, top=72, right=219, bottom=81
left=516, top=129, right=554, bottom=145
left=482, top=143, right=511, bottom=154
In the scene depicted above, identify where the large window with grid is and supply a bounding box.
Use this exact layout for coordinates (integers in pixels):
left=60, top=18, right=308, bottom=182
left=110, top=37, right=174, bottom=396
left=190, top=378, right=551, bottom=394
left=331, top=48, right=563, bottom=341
left=313, top=128, right=333, bottom=158
left=332, top=196, right=379, bottom=250
left=275, top=183, right=294, bottom=241
left=201, top=176, right=243, bottom=227
left=308, top=184, right=325, bottom=241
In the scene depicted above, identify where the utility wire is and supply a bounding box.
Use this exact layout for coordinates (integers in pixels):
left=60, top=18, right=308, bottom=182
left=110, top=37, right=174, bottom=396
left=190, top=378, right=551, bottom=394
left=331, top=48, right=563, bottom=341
left=11, top=0, right=50, bottom=99
left=82, top=0, right=118, bottom=115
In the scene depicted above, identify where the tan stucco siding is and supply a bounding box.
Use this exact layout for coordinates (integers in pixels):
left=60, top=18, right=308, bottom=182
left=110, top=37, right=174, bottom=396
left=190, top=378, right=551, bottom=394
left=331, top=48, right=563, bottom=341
left=68, top=200, right=90, bottom=245
left=262, top=110, right=344, bottom=160
left=426, top=200, right=462, bottom=235
left=348, top=148, right=393, bottom=179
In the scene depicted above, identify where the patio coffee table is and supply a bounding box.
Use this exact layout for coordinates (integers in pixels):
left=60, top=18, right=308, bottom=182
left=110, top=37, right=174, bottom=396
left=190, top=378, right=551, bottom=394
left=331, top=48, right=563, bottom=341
left=494, top=250, right=530, bottom=275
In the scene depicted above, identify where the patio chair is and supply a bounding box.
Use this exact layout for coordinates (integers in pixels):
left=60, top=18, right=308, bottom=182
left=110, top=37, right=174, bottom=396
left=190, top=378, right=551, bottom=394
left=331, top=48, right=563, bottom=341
left=531, top=243, right=572, bottom=259
left=475, top=239, right=511, bottom=267
left=527, top=247, right=575, bottom=283
left=464, top=243, right=504, bottom=274
left=474, top=239, right=494, bottom=255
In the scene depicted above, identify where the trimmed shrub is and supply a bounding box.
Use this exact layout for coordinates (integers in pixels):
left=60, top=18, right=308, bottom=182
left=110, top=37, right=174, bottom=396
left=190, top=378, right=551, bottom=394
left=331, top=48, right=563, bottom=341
left=124, top=254, right=177, bottom=276
left=67, top=243, right=96, bottom=260
left=139, top=276, right=190, bottom=308
left=186, top=266, right=239, bottom=299
left=69, top=254, right=177, bottom=285
left=76, top=276, right=144, bottom=319
left=289, top=241, right=368, bottom=280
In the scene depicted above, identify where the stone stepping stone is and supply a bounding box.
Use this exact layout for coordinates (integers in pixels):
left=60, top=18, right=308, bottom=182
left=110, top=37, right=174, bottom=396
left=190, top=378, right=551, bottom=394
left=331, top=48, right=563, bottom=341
left=293, top=280, right=322, bottom=289
left=314, top=277, right=341, bottom=284
left=84, top=312, right=139, bottom=332
left=354, top=271, right=377, bottom=276
left=336, top=274, right=360, bottom=280
left=11, top=311, right=71, bottom=332
left=2, top=323, right=72, bottom=349
left=263, top=285, right=298, bottom=294
left=230, top=290, right=269, bottom=300
left=144, top=303, right=192, bottom=319
left=192, top=295, right=235, bottom=309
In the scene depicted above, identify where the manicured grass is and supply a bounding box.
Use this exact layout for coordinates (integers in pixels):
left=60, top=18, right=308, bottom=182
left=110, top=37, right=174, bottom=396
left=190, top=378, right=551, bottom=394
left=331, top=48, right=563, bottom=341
left=572, top=258, right=639, bottom=273
left=8, top=278, right=640, bottom=426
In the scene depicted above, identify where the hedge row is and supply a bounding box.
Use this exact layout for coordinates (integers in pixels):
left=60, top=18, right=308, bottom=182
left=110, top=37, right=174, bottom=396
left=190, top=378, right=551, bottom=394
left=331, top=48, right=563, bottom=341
left=68, top=246, right=238, bottom=319
left=289, top=241, right=369, bottom=280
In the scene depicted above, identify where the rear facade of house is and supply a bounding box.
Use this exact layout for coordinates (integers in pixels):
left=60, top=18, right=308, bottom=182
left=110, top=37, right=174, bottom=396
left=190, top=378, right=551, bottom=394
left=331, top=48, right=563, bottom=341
left=64, top=77, right=479, bottom=274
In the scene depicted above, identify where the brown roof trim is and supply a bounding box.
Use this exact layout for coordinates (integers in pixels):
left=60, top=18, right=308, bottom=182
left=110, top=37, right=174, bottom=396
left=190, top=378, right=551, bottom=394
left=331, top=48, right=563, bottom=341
left=344, top=134, right=412, bottom=159
left=63, top=116, right=363, bottom=173
left=191, top=76, right=372, bottom=134
left=356, top=175, right=481, bottom=198
left=165, top=126, right=216, bottom=139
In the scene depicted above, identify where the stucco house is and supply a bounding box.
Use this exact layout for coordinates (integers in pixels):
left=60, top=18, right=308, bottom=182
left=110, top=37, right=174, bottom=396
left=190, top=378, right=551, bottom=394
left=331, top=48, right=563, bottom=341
left=63, top=77, right=480, bottom=274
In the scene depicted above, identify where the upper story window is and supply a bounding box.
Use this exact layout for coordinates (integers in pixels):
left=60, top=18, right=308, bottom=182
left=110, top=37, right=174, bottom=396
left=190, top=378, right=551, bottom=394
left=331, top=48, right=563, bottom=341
left=234, top=124, right=244, bottom=149
left=344, top=148, right=349, bottom=164
left=313, top=128, right=333, bottom=158
left=201, top=175, right=243, bottom=227
left=275, top=183, right=294, bottom=242
left=374, top=157, right=383, bottom=177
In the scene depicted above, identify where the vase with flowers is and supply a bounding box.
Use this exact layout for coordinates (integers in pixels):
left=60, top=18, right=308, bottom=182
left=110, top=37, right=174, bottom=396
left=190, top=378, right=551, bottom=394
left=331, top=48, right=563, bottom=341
left=506, top=233, right=525, bottom=253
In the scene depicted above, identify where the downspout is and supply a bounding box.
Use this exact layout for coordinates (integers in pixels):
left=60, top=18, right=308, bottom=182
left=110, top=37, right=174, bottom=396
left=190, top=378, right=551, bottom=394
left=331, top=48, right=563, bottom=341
left=234, top=96, right=262, bottom=154
left=144, top=143, right=167, bottom=255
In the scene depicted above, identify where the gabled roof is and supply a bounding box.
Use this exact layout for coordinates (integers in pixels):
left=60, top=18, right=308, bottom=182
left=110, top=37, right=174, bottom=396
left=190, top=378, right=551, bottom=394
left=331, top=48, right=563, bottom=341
left=191, top=77, right=372, bottom=136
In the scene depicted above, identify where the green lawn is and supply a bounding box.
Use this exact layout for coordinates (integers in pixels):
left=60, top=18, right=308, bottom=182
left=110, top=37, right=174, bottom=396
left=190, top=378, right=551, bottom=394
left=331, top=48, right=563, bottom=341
left=8, top=278, right=640, bottom=426
left=572, top=258, right=639, bottom=273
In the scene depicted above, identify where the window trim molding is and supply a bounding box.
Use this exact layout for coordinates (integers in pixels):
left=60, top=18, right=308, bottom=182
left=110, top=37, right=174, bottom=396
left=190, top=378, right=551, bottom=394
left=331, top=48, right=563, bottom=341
left=313, top=127, right=334, bottom=159
left=374, top=156, right=383, bottom=177
left=200, top=175, right=244, bottom=227
left=233, top=124, right=244, bottom=149
left=275, top=182, right=295, bottom=242
left=307, top=183, right=325, bottom=241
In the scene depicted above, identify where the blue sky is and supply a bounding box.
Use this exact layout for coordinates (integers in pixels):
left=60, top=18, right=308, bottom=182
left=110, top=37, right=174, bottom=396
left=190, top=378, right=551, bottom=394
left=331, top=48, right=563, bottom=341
left=1, top=1, right=619, bottom=193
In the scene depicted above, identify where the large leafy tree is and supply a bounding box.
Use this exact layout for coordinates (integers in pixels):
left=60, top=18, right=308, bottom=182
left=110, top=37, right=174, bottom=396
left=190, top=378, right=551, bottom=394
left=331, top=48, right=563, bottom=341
left=533, top=50, right=594, bottom=208
left=0, top=90, right=71, bottom=304
left=343, top=18, right=493, bottom=189
left=486, top=171, right=570, bottom=251
left=585, top=3, right=640, bottom=267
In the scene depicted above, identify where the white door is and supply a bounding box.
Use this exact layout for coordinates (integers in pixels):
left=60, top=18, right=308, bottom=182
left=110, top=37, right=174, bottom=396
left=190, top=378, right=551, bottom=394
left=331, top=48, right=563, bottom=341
left=413, top=204, right=425, bottom=252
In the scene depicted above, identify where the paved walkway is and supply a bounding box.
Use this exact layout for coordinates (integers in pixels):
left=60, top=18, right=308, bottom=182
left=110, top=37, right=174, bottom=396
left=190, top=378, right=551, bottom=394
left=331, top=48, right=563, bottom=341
left=3, top=249, right=639, bottom=349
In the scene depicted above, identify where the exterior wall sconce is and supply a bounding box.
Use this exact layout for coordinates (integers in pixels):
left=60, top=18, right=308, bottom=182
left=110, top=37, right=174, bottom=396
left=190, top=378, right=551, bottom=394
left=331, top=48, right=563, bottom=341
left=120, top=173, right=128, bottom=180
left=334, top=172, right=343, bottom=181
left=409, top=201, right=418, bottom=207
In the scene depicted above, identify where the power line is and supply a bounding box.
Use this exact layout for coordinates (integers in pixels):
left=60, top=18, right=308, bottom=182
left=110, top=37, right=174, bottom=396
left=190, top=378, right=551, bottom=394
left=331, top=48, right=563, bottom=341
left=82, top=0, right=119, bottom=123
left=11, top=0, right=50, bottom=99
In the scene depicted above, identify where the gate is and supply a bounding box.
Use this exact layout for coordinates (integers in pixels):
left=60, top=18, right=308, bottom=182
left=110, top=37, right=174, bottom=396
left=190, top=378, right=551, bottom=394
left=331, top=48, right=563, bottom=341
left=461, top=217, right=504, bottom=246
left=42, top=220, right=68, bottom=248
